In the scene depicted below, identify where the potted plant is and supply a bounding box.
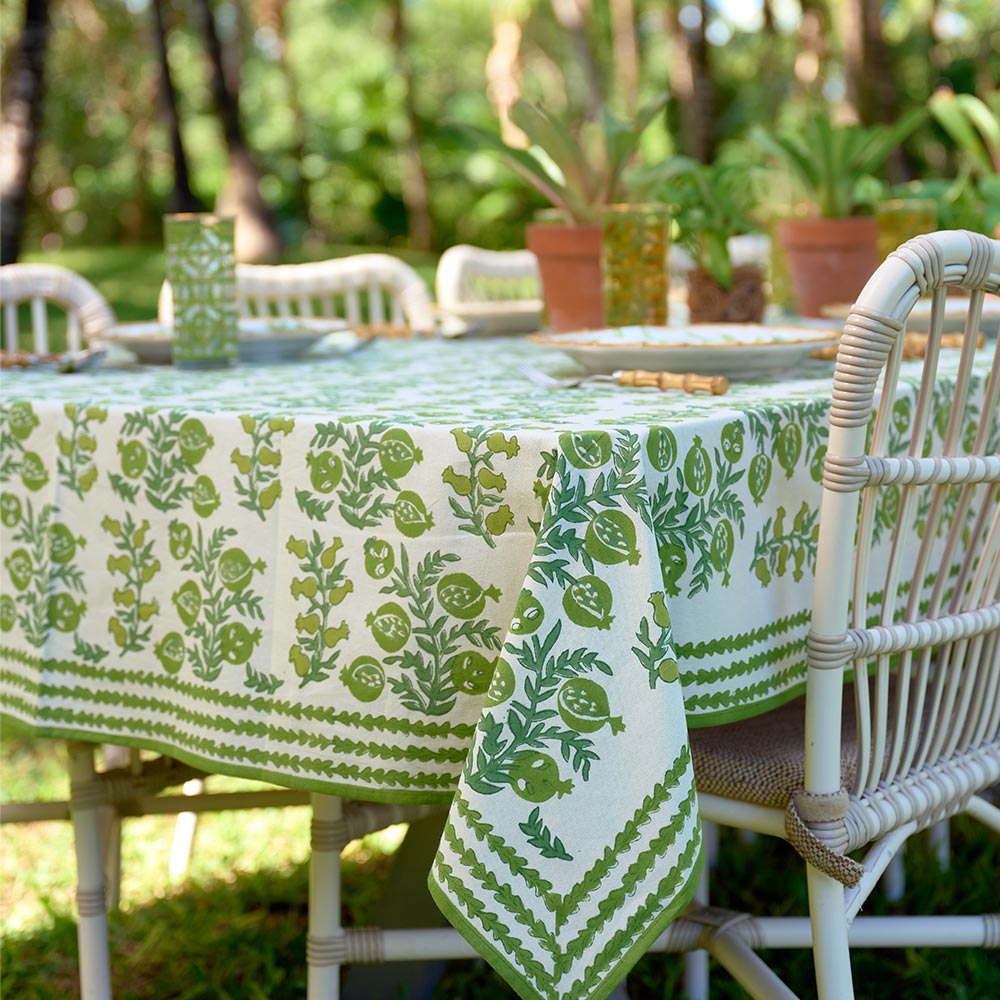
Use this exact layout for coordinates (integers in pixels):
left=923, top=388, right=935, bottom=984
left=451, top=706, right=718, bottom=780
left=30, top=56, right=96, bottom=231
left=757, top=108, right=924, bottom=317
left=658, top=157, right=765, bottom=323
left=462, top=96, right=667, bottom=331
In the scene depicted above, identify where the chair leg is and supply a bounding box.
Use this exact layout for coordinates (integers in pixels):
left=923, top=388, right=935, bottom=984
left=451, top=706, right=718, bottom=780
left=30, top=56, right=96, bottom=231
left=883, top=843, right=906, bottom=901
left=929, top=819, right=950, bottom=871
left=807, top=866, right=854, bottom=1000
left=68, top=742, right=113, bottom=1000
left=683, top=826, right=712, bottom=1000
left=308, top=793, right=346, bottom=1000
left=168, top=778, right=204, bottom=880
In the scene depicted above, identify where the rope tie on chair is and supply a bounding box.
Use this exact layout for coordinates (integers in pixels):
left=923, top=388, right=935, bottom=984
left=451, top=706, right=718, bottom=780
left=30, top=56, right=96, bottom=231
left=959, top=232, right=994, bottom=290
left=311, top=816, right=350, bottom=852
left=830, top=307, right=902, bottom=428
left=984, top=914, right=1000, bottom=948
left=807, top=629, right=856, bottom=669
left=76, top=887, right=107, bottom=917
left=891, top=235, right=944, bottom=295
left=307, top=933, right=348, bottom=967
left=308, top=928, right=386, bottom=965
left=785, top=790, right=865, bottom=887
left=69, top=777, right=108, bottom=811
left=822, top=454, right=868, bottom=492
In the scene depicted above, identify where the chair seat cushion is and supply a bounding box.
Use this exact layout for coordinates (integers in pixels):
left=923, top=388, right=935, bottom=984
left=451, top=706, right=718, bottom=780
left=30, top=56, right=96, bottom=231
left=690, top=691, right=859, bottom=809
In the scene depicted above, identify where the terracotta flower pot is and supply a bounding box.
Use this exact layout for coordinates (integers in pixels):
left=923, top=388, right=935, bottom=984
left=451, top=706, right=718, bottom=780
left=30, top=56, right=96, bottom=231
left=776, top=216, right=879, bottom=318
left=687, top=265, right=766, bottom=324
left=526, top=223, right=604, bottom=331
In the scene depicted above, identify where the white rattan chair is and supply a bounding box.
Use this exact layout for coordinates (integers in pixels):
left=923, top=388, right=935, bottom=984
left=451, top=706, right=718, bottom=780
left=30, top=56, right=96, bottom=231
left=681, top=229, right=1000, bottom=999
left=434, top=245, right=542, bottom=334
left=158, top=253, right=436, bottom=333
left=0, top=262, right=115, bottom=353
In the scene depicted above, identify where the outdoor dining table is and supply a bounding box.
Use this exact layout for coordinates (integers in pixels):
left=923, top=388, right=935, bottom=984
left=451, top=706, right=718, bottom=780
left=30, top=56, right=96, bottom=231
left=0, top=334, right=992, bottom=1000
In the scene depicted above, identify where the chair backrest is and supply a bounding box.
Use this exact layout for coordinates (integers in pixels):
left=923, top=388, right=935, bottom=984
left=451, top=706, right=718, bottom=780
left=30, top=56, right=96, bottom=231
left=158, top=254, right=435, bottom=333
left=0, top=263, right=116, bottom=354
left=435, top=245, right=540, bottom=308
left=807, top=230, right=1000, bottom=813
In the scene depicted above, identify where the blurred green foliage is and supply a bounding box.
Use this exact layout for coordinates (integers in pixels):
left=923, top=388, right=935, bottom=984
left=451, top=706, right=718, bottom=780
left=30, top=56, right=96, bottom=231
left=1, top=0, right=998, bottom=257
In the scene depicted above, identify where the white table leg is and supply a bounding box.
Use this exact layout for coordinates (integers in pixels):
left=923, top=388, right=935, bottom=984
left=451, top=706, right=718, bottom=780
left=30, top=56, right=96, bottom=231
left=308, top=793, right=346, bottom=1000
left=683, top=827, right=712, bottom=1000
left=68, top=742, right=113, bottom=1000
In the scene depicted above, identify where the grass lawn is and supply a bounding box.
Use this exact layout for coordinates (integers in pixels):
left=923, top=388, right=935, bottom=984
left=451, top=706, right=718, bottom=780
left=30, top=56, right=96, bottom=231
left=2, top=730, right=998, bottom=999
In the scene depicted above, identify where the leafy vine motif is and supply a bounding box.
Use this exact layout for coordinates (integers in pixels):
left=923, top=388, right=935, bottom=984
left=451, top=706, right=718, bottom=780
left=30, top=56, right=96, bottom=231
left=379, top=547, right=502, bottom=717
left=631, top=593, right=676, bottom=689
left=750, top=501, right=819, bottom=586
left=286, top=531, right=353, bottom=688
left=443, top=426, right=519, bottom=547
left=102, top=512, right=160, bottom=652
left=296, top=420, right=426, bottom=530
left=466, top=622, right=611, bottom=798
left=177, top=525, right=265, bottom=682
left=651, top=435, right=745, bottom=598
left=230, top=413, right=293, bottom=520
left=56, top=403, right=105, bottom=500
left=0, top=401, right=41, bottom=487
left=528, top=432, right=649, bottom=590
left=3, top=500, right=91, bottom=655
left=109, top=409, right=214, bottom=512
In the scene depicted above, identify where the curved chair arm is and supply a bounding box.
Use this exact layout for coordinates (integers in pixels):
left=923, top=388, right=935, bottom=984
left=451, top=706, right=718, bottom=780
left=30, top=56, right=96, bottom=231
left=435, top=245, right=540, bottom=308
left=0, top=263, right=116, bottom=352
left=159, top=254, right=436, bottom=333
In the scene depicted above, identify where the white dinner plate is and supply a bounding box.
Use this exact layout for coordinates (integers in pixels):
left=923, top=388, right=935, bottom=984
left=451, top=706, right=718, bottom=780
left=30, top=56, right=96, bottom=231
left=821, top=293, right=1000, bottom=337
left=93, top=318, right=365, bottom=365
left=527, top=324, right=840, bottom=379
left=436, top=300, right=544, bottom=337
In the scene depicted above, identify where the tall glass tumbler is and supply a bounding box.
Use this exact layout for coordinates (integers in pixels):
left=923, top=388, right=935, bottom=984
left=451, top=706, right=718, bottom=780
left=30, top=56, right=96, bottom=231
left=876, top=198, right=938, bottom=263
left=601, top=204, right=670, bottom=327
left=164, top=213, right=239, bottom=369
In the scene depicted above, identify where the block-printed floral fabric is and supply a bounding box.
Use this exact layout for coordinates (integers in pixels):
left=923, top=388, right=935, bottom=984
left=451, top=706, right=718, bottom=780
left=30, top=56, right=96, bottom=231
left=1, top=337, right=995, bottom=1000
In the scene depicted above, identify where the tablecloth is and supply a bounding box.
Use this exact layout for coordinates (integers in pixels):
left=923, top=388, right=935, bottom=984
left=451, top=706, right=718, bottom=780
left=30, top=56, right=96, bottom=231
left=1, top=336, right=994, bottom=1000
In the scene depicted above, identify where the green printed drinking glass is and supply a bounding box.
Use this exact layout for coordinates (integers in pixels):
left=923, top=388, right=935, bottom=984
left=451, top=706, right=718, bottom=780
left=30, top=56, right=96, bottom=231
left=601, top=203, right=671, bottom=327
left=876, top=198, right=938, bottom=263
left=163, top=213, right=239, bottom=369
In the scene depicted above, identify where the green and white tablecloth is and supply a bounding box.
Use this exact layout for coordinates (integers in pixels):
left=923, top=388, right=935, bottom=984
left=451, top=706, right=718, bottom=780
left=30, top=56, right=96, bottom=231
left=1, top=337, right=994, bottom=1000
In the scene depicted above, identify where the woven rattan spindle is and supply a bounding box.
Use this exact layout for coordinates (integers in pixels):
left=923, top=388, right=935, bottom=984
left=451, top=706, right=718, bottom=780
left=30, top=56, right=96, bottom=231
left=367, top=280, right=384, bottom=324
left=30, top=296, right=48, bottom=354
left=3, top=300, right=17, bottom=352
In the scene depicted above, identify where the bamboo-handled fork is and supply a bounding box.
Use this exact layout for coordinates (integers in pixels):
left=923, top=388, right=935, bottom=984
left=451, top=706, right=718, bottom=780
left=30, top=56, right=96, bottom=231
left=519, top=365, right=729, bottom=395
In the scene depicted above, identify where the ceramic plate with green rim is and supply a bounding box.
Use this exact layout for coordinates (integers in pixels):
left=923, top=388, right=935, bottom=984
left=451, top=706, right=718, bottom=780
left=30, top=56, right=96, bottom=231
left=93, top=317, right=366, bottom=365
left=528, top=324, right=840, bottom=379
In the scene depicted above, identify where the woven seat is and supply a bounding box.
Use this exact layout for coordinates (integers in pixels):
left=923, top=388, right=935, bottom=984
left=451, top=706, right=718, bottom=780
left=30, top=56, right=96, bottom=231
left=692, top=694, right=858, bottom=810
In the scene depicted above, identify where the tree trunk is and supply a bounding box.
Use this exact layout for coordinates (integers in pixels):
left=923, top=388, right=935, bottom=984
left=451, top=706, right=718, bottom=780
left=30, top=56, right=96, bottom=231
left=795, top=0, right=830, bottom=98
left=255, top=0, right=313, bottom=232
left=0, top=0, right=50, bottom=264
left=151, top=0, right=203, bottom=214
left=663, top=0, right=714, bottom=163
left=386, top=0, right=433, bottom=251
left=194, top=0, right=281, bottom=261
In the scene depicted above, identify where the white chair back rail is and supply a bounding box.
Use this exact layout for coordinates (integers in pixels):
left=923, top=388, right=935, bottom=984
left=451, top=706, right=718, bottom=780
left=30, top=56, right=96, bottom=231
left=158, top=254, right=435, bottom=333
left=0, top=263, right=115, bottom=354
left=806, top=230, right=1000, bottom=861
left=435, top=245, right=540, bottom=307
